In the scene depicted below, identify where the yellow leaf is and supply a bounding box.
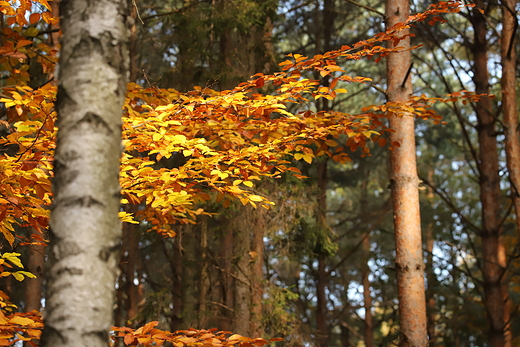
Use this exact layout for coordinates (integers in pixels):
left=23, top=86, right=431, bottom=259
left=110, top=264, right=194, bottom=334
left=249, top=195, right=263, bottom=202
left=12, top=272, right=24, bottom=281
left=24, top=27, right=39, bottom=37
left=334, top=88, right=348, bottom=93
left=302, top=154, right=313, bottom=164
left=325, top=139, right=337, bottom=147
left=9, top=316, right=34, bottom=326
left=319, top=70, right=330, bottom=77
left=3, top=253, right=22, bottom=268
left=318, top=86, right=329, bottom=93
left=243, top=181, right=254, bottom=188
left=294, top=153, right=304, bottom=160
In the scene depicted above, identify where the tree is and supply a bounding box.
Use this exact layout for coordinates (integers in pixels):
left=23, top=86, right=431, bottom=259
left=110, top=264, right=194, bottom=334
left=40, top=0, right=129, bottom=346
left=0, top=1, right=484, bottom=346
left=385, top=0, right=428, bottom=345
left=469, top=2, right=510, bottom=346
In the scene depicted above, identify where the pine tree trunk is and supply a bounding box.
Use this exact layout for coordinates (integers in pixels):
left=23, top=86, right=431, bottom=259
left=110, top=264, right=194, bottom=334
left=24, top=233, right=45, bottom=312
left=233, top=219, right=251, bottom=336
left=198, top=218, right=210, bottom=327
left=250, top=207, right=266, bottom=337
left=500, top=3, right=517, bottom=344
left=41, top=0, right=128, bottom=346
left=220, top=226, right=234, bottom=330
left=425, top=169, right=437, bottom=345
left=316, top=160, right=329, bottom=347
left=385, top=0, right=428, bottom=346
left=362, top=234, right=373, bottom=347
left=182, top=225, right=199, bottom=328
left=470, top=2, right=508, bottom=346
left=360, top=176, right=373, bottom=347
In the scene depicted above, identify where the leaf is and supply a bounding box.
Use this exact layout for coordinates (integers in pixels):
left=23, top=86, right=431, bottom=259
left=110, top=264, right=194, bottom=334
left=16, top=40, right=33, bottom=49
left=15, top=271, right=36, bottom=279
left=248, top=195, right=263, bottom=202
left=9, top=316, right=34, bottom=326
left=2, top=253, right=23, bottom=268
left=325, top=139, right=337, bottom=147
left=302, top=154, right=313, bottom=164
left=124, top=334, right=135, bottom=345
left=24, top=27, right=39, bottom=37
left=29, top=13, right=41, bottom=24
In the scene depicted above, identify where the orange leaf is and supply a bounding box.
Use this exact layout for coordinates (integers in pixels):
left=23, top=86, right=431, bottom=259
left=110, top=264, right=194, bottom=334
left=124, top=334, right=135, bottom=345
left=29, top=13, right=41, bottom=24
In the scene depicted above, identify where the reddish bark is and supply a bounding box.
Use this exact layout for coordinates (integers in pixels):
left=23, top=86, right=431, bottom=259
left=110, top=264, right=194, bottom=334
left=470, top=2, right=508, bottom=346
left=128, top=2, right=138, bottom=82
left=24, top=233, right=45, bottom=312
left=502, top=0, right=520, bottom=233
left=250, top=207, right=266, bottom=337
left=385, top=0, right=428, bottom=346
left=500, top=4, right=518, bottom=344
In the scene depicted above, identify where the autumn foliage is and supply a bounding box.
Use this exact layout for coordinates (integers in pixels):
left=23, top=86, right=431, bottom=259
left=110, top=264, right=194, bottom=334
left=0, top=1, right=479, bottom=345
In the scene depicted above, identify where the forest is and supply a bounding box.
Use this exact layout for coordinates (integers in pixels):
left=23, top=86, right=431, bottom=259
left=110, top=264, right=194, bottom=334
left=0, top=0, right=519, bottom=346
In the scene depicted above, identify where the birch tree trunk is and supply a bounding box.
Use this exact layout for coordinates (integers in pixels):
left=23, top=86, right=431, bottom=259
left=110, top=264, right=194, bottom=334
left=41, top=0, right=128, bottom=346
left=385, top=0, right=427, bottom=345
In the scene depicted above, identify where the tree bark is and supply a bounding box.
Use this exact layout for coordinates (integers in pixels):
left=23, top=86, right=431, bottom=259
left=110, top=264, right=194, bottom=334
left=220, top=225, right=234, bottom=331
left=24, top=233, right=45, bottom=312
left=41, top=0, right=128, bottom=346
left=122, top=207, right=143, bottom=325
left=233, top=219, right=251, bottom=336
left=362, top=233, right=373, bottom=347
left=500, top=3, right=517, bottom=344
left=385, top=0, right=428, bottom=346
left=470, top=2, right=508, bottom=346
left=250, top=207, right=266, bottom=337
left=316, top=160, right=329, bottom=347
left=425, top=169, right=437, bottom=345
left=198, top=218, right=210, bottom=328
left=501, top=0, right=520, bottom=233
left=360, top=175, right=373, bottom=347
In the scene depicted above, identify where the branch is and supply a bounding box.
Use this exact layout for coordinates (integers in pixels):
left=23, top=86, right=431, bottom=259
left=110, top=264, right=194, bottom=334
left=344, top=0, right=384, bottom=17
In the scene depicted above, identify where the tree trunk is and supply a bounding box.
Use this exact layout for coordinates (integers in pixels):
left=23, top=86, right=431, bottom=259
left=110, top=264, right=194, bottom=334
left=233, top=219, right=251, bottom=336
left=250, top=207, right=266, bottom=337
left=41, top=0, right=128, bottom=346
left=182, top=224, right=199, bottom=328
left=362, top=233, right=373, bottom=347
left=122, top=206, right=143, bottom=325
left=198, top=218, right=210, bottom=328
left=220, top=225, right=234, bottom=331
left=470, top=2, right=508, bottom=346
left=24, top=233, right=45, bottom=312
left=316, top=160, right=329, bottom=347
left=425, top=170, right=437, bottom=345
left=360, top=176, right=373, bottom=347
left=385, top=0, right=428, bottom=346
left=500, top=3, right=517, bottom=344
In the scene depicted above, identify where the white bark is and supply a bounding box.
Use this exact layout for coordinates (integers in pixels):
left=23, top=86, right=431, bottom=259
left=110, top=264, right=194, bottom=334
left=42, top=1, right=128, bottom=346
